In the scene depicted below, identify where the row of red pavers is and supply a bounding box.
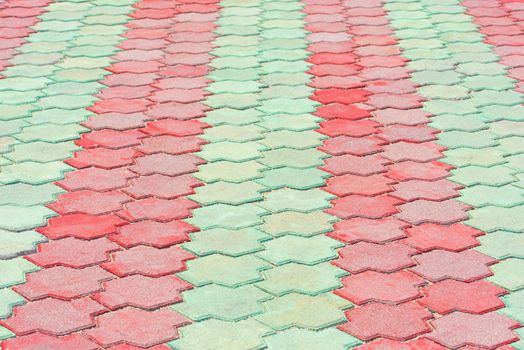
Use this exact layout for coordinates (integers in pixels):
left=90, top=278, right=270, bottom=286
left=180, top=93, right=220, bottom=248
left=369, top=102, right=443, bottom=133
left=0, top=0, right=53, bottom=74
left=0, top=0, right=219, bottom=348
left=303, top=0, right=520, bottom=348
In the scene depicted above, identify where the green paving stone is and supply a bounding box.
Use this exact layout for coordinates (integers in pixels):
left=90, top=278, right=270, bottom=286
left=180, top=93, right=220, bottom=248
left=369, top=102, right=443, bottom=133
left=500, top=289, right=524, bottom=322
left=32, top=18, right=82, bottom=31
left=255, top=293, right=351, bottom=331
left=257, top=235, right=343, bottom=266
left=215, top=25, right=260, bottom=36
left=0, top=77, right=50, bottom=92
left=189, top=181, right=265, bottom=205
left=0, top=205, right=55, bottom=231
left=490, top=121, right=524, bottom=138
left=440, top=31, right=483, bottom=43
left=0, top=230, right=46, bottom=259
left=0, top=105, right=34, bottom=121
left=480, top=105, right=524, bottom=122
left=0, top=183, right=62, bottom=206
left=202, top=124, right=263, bottom=143
left=37, top=94, right=97, bottom=110
left=396, top=29, right=438, bottom=40
left=0, top=137, right=16, bottom=153
left=4, top=64, right=58, bottom=78
left=203, top=108, right=262, bottom=126
left=460, top=185, right=524, bottom=208
left=260, top=148, right=326, bottom=169
left=451, top=52, right=499, bottom=64
left=261, top=10, right=303, bottom=20
left=0, top=257, right=39, bottom=288
left=184, top=227, right=270, bottom=257
left=207, top=81, right=262, bottom=94
left=65, top=45, right=120, bottom=58
left=173, top=284, right=271, bottom=321
left=0, top=161, right=73, bottom=185
left=211, top=57, right=260, bottom=69
left=470, top=90, right=523, bottom=108
left=259, top=211, right=335, bottom=237
left=214, top=36, right=260, bottom=47
left=443, top=148, right=506, bottom=167
left=398, top=38, right=443, bottom=50
left=261, top=61, right=309, bottom=74
left=187, top=203, right=268, bottom=230
left=28, top=30, right=77, bottom=42
left=446, top=43, right=491, bottom=54
left=198, top=141, right=266, bottom=162
left=217, top=16, right=260, bottom=26
left=87, top=5, right=132, bottom=15
left=477, top=231, right=524, bottom=260
left=207, top=68, right=260, bottom=81
left=506, top=153, right=524, bottom=172
left=262, top=327, right=361, bottom=350
left=260, top=72, right=311, bottom=86
left=30, top=108, right=92, bottom=125
left=44, top=82, right=102, bottom=96
left=430, top=114, right=487, bottom=132
left=38, top=10, right=85, bottom=22
left=451, top=165, right=516, bottom=187
left=487, top=259, right=524, bottom=291
left=0, top=326, right=14, bottom=341
left=256, top=263, right=346, bottom=296
left=260, top=85, right=313, bottom=100
left=402, top=48, right=449, bottom=61
left=48, top=2, right=92, bottom=11
left=499, top=137, right=524, bottom=154
left=258, top=114, right=319, bottom=131
left=205, top=93, right=259, bottom=109
left=193, top=161, right=265, bottom=183
left=0, top=120, right=26, bottom=137
left=79, top=24, right=127, bottom=36
left=0, top=91, right=42, bottom=105
left=259, top=98, right=316, bottom=115
left=260, top=130, right=323, bottom=149
left=423, top=100, right=478, bottom=115
left=417, top=85, right=470, bottom=100
left=56, top=57, right=113, bottom=69
left=0, top=288, right=25, bottom=319
left=11, top=53, right=62, bottom=66
left=259, top=188, right=334, bottom=213
left=212, top=46, right=260, bottom=58
left=468, top=205, right=524, bottom=233
left=53, top=68, right=108, bottom=82
left=15, top=123, right=87, bottom=143
left=170, top=319, right=272, bottom=350
left=5, top=141, right=80, bottom=163
left=257, top=167, right=329, bottom=190
left=513, top=330, right=524, bottom=350
left=457, top=62, right=507, bottom=76
left=19, top=41, right=71, bottom=53
left=178, top=254, right=271, bottom=287
left=259, top=49, right=309, bottom=62
left=437, top=130, right=498, bottom=149
left=462, top=75, right=515, bottom=91
left=82, top=14, right=129, bottom=25
left=410, top=70, right=463, bottom=85
left=73, top=35, right=123, bottom=47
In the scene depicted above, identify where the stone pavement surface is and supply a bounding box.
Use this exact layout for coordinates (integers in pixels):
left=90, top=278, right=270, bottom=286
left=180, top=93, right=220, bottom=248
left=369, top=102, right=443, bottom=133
left=0, top=0, right=523, bottom=348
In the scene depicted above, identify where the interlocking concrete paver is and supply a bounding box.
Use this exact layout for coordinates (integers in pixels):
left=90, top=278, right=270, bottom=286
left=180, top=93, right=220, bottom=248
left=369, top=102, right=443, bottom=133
left=1, top=0, right=524, bottom=348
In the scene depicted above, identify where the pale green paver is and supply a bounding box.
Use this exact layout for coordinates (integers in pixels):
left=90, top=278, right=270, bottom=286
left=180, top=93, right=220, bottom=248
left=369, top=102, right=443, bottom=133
left=263, top=328, right=361, bottom=350
left=386, top=0, right=524, bottom=338
left=171, top=0, right=354, bottom=347
left=0, top=0, right=136, bottom=340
